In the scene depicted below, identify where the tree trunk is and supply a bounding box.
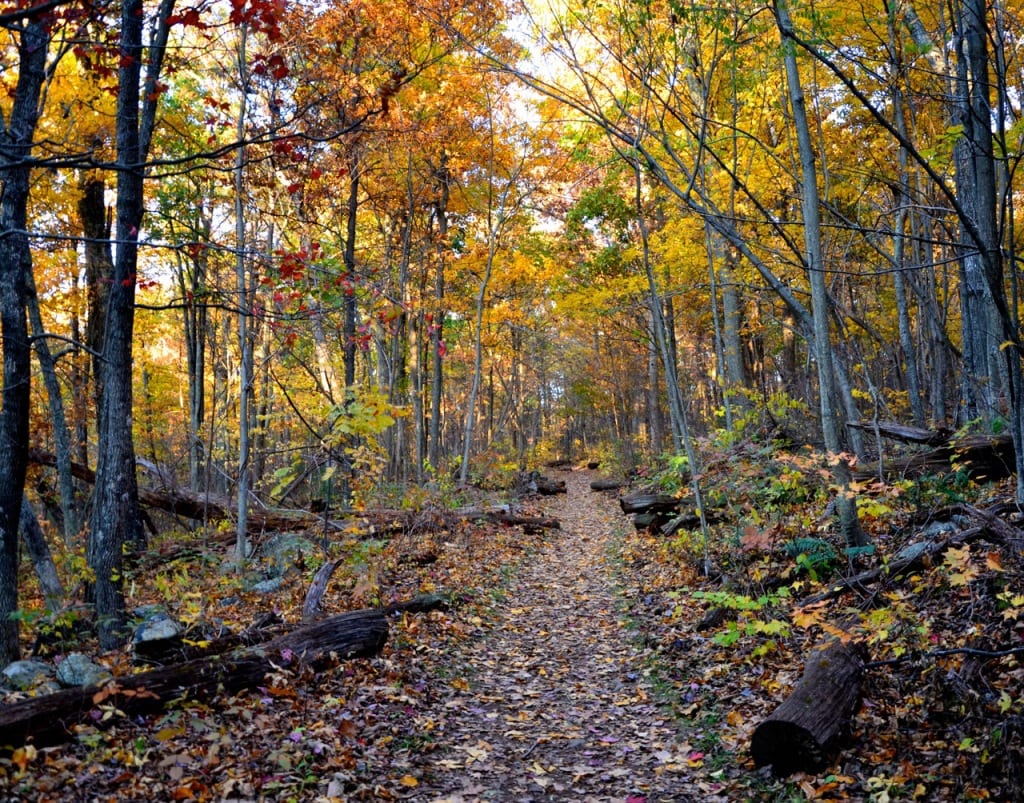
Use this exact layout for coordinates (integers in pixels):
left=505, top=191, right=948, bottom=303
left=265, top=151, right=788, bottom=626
left=0, top=609, right=388, bottom=751
left=19, top=499, right=65, bottom=611
left=750, top=639, right=864, bottom=774
left=89, top=0, right=177, bottom=650
left=78, top=173, right=113, bottom=417
left=775, top=0, right=865, bottom=547
left=26, top=242, right=80, bottom=542
left=429, top=155, right=450, bottom=472
left=460, top=105, right=504, bottom=485
left=720, top=255, right=748, bottom=416
left=233, top=24, right=253, bottom=566
left=0, top=18, right=50, bottom=665
left=174, top=207, right=211, bottom=492
left=885, top=21, right=927, bottom=427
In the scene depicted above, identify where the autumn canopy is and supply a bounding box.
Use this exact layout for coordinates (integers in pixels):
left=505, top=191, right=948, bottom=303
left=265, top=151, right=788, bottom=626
left=0, top=0, right=1022, bottom=793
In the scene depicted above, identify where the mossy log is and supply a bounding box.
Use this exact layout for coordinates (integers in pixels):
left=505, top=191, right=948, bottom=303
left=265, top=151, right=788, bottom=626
left=0, top=609, right=388, bottom=751
left=750, top=639, right=864, bottom=774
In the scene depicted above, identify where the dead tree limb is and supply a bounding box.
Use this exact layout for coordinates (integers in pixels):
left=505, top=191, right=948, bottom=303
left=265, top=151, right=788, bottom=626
left=847, top=420, right=952, bottom=445
left=303, top=559, right=343, bottom=621
left=0, top=609, right=387, bottom=751
left=799, top=525, right=999, bottom=607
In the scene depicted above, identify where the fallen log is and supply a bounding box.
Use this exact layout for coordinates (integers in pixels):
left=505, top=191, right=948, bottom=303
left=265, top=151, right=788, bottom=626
left=847, top=420, right=953, bottom=445
left=619, top=493, right=679, bottom=515
left=28, top=448, right=319, bottom=534
left=0, top=608, right=387, bottom=751
left=304, top=555, right=450, bottom=621
left=660, top=509, right=727, bottom=534
left=383, top=593, right=448, bottom=616
left=362, top=507, right=560, bottom=534
left=133, top=612, right=285, bottom=666
left=590, top=479, right=626, bottom=492
left=535, top=476, right=566, bottom=495
left=29, top=450, right=561, bottom=541
left=487, top=511, right=561, bottom=530
left=852, top=432, right=1015, bottom=482
left=632, top=511, right=673, bottom=530
left=750, top=639, right=864, bottom=774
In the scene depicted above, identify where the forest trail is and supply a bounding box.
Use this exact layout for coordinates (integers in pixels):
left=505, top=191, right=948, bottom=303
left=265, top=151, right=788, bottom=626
left=406, top=470, right=708, bottom=802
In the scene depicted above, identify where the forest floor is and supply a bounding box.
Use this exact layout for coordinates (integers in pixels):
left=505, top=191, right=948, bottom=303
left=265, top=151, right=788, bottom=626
left=2, top=459, right=1023, bottom=801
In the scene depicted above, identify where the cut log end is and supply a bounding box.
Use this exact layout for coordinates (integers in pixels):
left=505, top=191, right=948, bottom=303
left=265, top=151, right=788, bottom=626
left=750, top=719, right=829, bottom=774
left=749, top=639, right=863, bottom=775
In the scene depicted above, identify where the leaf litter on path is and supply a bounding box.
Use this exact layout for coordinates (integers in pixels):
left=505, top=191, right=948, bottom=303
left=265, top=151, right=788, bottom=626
left=402, top=470, right=717, bottom=803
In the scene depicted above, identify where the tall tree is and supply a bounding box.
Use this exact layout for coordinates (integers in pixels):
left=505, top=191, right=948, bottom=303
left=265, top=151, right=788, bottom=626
left=89, top=0, right=175, bottom=649
left=774, top=0, right=865, bottom=547
left=0, top=13, right=52, bottom=663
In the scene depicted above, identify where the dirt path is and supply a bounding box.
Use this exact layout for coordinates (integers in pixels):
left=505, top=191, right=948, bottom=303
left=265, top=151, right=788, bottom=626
left=406, top=470, right=704, bottom=802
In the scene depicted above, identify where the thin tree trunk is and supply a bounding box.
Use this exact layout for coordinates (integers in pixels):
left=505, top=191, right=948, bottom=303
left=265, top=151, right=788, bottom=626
left=342, top=163, right=360, bottom=391
left=429, top=155, right=450, bottom=471
left=234, top=23, right=253, bottom=566
left=26, top=270, right=80, bottom=541
left=19, top=500, right=65, bottom=612
left=174, top=211, right=210, bottom=492
left=775, top=0, right=865, bottom=547
left=647, top=335, right=662, bottom=453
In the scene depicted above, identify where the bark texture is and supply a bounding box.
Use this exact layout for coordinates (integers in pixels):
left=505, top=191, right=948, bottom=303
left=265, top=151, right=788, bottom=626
left=0, top=18, right=50, bottom=664
left=750, top=639, right=864, bottom=774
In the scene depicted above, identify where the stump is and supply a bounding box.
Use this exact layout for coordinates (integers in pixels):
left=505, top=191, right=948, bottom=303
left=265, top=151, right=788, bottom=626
left=750, top=639, right=864, bottom=774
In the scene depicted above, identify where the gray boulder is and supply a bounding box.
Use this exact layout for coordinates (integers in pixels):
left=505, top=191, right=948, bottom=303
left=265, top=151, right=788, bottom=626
left=2, top=659, right=55, bottom=691
left=249, top=576, right=284, bottom=594
left=56, top=653, right=111, bottom=688
left=262, top=533, right=315, bottom=577
left=132, top=611, right=185, bottom=662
